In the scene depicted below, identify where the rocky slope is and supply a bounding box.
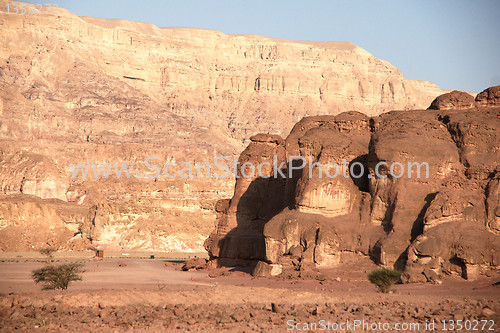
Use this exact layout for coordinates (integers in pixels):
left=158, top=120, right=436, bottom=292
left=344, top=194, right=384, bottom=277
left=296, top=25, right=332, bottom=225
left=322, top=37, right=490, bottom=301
left=0, top=1, right=445, bottom=252
left=206, top=87, right=500, bottom=282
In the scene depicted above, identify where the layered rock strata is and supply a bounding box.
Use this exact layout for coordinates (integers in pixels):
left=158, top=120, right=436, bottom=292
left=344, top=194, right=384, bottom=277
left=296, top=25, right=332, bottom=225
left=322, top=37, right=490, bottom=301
left=207, top=86, right=500, bottom=282
left=0, top=2, right=446, bottom=252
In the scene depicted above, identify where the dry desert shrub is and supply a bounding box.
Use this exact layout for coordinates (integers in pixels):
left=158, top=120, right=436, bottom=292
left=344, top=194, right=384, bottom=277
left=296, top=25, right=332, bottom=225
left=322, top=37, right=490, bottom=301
left=367, top=267, right=402, bottom=293
left=32, top=262, right=84, bottom=290
left=38, top=246, right=57, bottom=262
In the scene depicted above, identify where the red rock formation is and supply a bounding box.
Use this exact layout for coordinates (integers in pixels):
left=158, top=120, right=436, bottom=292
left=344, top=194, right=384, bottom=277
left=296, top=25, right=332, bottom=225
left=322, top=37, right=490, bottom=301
left=476, top=85, right=500, bottom=106
left=207, top=88, right=500, bottom=282
left=204, top=134, right=287, bottom=264
left=428, top=90, right=476, bottom=110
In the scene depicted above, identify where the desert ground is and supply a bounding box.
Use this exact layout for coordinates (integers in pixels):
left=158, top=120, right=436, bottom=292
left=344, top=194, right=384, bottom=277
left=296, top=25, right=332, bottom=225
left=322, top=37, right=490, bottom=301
left=0, top=253, right=498, bottom=332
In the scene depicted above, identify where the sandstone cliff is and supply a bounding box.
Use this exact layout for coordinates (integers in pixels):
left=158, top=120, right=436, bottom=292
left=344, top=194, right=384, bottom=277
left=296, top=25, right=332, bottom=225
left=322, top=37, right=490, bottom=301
left=206, top=87, right=500, bottom=282
left=0, top=1, right=445, bottom=252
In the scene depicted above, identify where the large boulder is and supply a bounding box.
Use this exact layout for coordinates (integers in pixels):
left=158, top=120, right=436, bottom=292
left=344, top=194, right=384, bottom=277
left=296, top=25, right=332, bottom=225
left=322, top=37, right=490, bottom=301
left=404, top=221, right=500, bottom=282
left=428, top=90, right=476, bottom=110
left=252, top=261, right=283, bottom=277
left=475, top=85, right=500, bottom=106
left=440, top=109, right=500, bottom=180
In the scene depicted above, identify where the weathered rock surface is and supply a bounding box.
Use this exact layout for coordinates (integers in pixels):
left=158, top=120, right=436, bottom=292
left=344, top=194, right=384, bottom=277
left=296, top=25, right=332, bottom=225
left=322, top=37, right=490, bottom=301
left=204, top=134, right=287, bottom=264
left=428, top=90, right=476, bottom=110
left=207, top=88, right=500, bottom=282
left=405, top=221, right=500, bottom=282
left=476, top=85, right=500, bottom=106
left=181, top=258, right=208, bottom=271
left=486, top=173, right=500, bottom=233
left=252, top=261, right=283, bottom=277
left=0, top=3, right=445, bottom=252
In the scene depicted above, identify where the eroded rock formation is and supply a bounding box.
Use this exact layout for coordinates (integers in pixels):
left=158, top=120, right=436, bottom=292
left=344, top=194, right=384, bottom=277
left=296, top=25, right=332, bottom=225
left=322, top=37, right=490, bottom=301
left=476, top=85, right=500, bottom=107
left=204, top=134, right=287, bottom=264
left=428, top=90, right=476, bottom=110
left=0, top=2, right=446, bottom=252
left=207, top=87, right=500, bottom=282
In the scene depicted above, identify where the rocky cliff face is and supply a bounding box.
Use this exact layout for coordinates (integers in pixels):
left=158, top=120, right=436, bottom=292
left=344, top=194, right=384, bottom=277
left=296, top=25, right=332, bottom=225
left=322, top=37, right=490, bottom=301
left=206, top=87, right=500, bottom=282
left=0, top=1, right=445, bottom=252
left=1, top=3, right=444, bottom=142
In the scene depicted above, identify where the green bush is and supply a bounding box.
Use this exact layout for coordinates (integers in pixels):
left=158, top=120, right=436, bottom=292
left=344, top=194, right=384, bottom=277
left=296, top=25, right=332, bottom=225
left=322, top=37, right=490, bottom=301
left=32, top=262, right=84, bottom=290
left=367, top=267, right=401, bottom=293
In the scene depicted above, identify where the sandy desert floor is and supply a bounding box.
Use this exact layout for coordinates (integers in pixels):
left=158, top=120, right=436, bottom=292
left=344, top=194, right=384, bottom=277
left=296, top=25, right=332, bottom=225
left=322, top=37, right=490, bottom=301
left=0, top=254, right=498, bottom=332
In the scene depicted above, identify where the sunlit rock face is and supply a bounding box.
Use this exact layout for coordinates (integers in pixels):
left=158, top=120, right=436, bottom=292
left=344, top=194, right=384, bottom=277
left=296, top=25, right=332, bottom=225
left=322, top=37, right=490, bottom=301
left=0, top=4, right=445, bottom=252
left=294, top=127, right=367, bottom=217
left=486, top=175, right=500, bottom=234
left=475, top=85, right=500, bottom=107
left=428, top=90, right=476, bottom=110
left=367, top=110, right=463, bottom=265
left=207, top=90, right=500, bottom=282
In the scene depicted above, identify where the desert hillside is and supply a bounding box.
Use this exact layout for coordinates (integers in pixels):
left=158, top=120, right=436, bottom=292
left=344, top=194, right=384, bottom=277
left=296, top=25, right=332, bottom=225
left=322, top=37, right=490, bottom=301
left=0, top=1, right=445, bottom=252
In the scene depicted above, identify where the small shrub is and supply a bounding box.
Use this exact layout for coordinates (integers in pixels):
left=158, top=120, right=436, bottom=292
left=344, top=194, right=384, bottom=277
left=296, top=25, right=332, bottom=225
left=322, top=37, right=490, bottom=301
left=367, top=267, right=401, bottom=293
left=32, top=263, right=84, bottom=290
left=39, top=247, right=57, bottom=262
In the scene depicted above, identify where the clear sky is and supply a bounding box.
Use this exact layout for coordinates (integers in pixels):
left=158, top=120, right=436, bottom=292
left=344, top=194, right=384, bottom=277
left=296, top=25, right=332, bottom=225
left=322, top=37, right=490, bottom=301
left=37, top=0, right=500, bottom=93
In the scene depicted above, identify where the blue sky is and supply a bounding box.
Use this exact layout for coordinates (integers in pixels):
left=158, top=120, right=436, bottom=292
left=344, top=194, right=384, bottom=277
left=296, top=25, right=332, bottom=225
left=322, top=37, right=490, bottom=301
left=37, top=0, right=500, bottom=93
